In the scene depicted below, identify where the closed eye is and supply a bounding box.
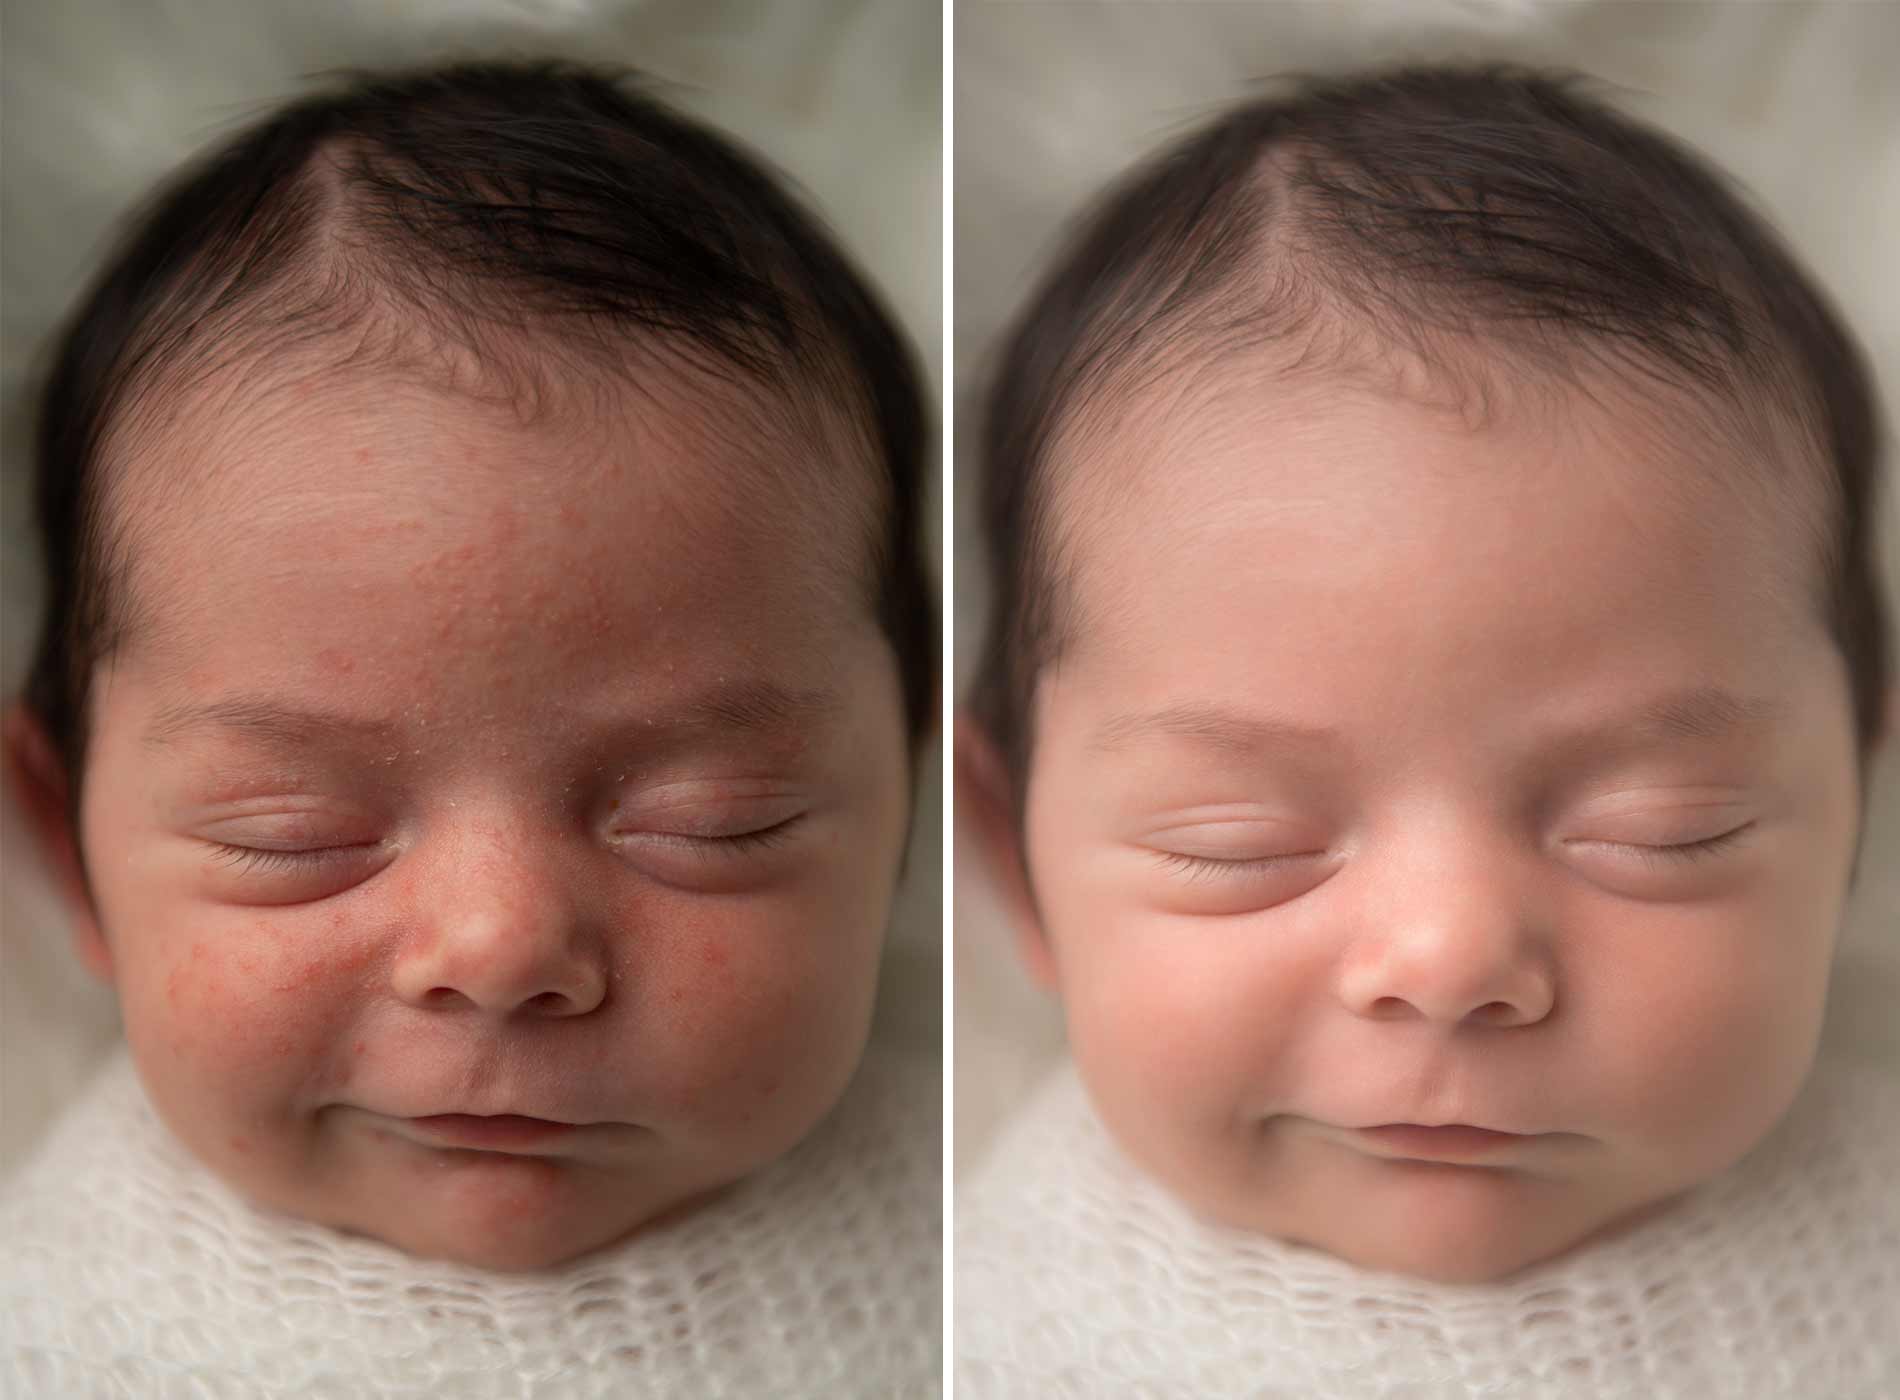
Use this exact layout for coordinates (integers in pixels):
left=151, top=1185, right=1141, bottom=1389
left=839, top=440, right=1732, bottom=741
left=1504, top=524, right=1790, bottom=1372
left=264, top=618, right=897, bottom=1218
left=1567, top=822, right=1756, bottom=864
left=617, top=812, right=807, bottom=855
left=1150, top=849, right=1324, bottom=882
left=208, top=841, right=376, bottom=874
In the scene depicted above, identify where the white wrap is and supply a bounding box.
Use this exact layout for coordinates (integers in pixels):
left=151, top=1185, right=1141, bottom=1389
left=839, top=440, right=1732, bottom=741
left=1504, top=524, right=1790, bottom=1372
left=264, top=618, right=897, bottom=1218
left=957, top=1047, right=1900, bottom=1399
left=1, top=1045, right=940, bottom=1398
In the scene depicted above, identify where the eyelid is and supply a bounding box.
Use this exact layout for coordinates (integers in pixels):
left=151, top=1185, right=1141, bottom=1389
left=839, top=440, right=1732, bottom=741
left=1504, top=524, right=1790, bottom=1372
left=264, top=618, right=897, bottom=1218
left=207, top=840, right=379, bottom=872
left=618, top=812, right=808, bottom=851
left=610, top=783, right=808, bottom=836
left=1568, top=788, right=1754, bottom=823
left=1138, top=809, right=1317, bottom=848
left=189, top=797, right=378, bottom=839
left=1150, top=848, right=1324, bottom=882
left=1564, top=821, right=1757, bottom=861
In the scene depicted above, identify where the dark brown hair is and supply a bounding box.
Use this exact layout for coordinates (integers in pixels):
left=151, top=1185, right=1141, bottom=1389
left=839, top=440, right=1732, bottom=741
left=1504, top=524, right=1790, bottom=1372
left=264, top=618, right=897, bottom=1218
left=25, top=57, right=936, bottom=782
left=971, top=63, right=1889, bottom=788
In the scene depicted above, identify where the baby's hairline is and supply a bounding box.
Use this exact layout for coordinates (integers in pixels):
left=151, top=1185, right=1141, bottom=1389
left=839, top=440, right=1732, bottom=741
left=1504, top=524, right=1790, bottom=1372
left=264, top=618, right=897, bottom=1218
left=972, top=343, right=1856, bottom=826
left=1042, top=322, right=1828, bottom=617
left=25, top=59, right=940, bottom=793
left=969, top=64, right=1891, bottom=801
left=37, top=329, right=917, bottom=833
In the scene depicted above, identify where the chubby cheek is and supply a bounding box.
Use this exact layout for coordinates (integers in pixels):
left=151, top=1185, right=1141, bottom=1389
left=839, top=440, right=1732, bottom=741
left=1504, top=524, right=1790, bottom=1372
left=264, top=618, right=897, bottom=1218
left=636, top=884, right=884, bottom=1150
left=1053, top=887, right=1308, bottom=1155
left=1577, top=896, right=1834, bottom=1166
left=111, top=907, right=371, bottom=1171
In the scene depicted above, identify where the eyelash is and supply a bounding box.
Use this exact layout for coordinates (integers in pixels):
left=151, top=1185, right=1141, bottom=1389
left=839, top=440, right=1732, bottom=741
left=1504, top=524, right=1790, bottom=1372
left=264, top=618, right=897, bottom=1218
left=616, top=812, right=808, bottom=855
left=209, top=815, right=808, bottom=875
left=1152, top=850, right=1319, bottom=883
left=1586, top=822, right=1755, bottom=865
left=1153, top=823, right=1756, bottom=881
left=208, top=842, right=368, bottom=874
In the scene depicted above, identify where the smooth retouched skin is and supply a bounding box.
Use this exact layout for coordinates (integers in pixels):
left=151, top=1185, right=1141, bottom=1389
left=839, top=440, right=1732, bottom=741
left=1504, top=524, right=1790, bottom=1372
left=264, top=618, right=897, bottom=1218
left=966, top=365, right=1878, bottom=1285
left=11, top=363, right=911, bottom=1273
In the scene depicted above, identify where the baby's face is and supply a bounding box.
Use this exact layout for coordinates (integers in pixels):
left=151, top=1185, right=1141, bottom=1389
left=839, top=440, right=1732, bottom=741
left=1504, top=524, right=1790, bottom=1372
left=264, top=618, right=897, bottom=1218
left=1021, top=372, right=1863, bottom=1283
left=74, top=367, right=910, bottom=1271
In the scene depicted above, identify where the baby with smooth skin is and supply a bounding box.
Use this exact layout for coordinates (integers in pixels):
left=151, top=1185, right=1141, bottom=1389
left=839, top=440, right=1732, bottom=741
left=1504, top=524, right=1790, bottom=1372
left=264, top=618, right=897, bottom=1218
left=961, top=63, right=1893, bottom=1295
left=5, top=60, right=933, bottom=1279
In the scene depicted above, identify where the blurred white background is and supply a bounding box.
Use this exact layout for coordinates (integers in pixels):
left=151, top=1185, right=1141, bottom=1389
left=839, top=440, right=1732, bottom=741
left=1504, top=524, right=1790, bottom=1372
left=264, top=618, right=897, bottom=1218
left=953, top=0, right=1900, bottom=1175
left=0, top=0, right=942, bottom=1178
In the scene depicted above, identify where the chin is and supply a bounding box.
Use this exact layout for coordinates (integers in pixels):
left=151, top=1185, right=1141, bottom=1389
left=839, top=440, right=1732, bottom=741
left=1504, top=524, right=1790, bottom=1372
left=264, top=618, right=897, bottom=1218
left=342, top=1209, right=642, bottom=1274
left=1298, top=1200, right=1630, bottom=1286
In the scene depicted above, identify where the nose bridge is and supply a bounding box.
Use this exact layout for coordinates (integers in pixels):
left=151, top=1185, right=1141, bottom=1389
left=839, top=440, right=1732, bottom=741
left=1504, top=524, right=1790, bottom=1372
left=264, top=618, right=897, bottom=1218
left=1337, top=809, right=1556, bottom=1028
left=393, top=808, right=608, bottom=1018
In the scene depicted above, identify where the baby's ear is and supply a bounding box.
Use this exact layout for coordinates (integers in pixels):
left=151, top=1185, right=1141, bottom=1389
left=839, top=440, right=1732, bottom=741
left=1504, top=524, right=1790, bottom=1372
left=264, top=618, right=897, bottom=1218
left=954, top=710, right=1058, bottom=990
left=2, top=704, right=112, bottom=984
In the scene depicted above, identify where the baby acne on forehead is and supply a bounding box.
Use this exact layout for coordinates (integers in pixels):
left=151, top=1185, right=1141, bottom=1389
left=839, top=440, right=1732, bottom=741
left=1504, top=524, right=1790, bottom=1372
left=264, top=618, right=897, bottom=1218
left=124, top=372, right=853, bottom=702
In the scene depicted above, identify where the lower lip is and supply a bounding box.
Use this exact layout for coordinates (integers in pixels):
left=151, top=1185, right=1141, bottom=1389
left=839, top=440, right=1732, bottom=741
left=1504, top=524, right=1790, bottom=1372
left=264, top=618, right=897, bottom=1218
left=1354, top=1124, right=1527, bottom=1159
left=407, top=1115, right=579, bottom=1149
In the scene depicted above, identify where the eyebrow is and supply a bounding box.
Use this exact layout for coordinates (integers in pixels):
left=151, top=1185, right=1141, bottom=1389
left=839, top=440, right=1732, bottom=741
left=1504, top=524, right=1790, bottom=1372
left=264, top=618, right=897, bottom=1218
left=1089, top=686, right=1786, bottom=758
left=144, top=698, right=396, bottom=749
left=665, top=679, right=845, bottom=734
left=1090, top=705, right=1341, bottom=757
left=144, top=679, right=846, bottom=750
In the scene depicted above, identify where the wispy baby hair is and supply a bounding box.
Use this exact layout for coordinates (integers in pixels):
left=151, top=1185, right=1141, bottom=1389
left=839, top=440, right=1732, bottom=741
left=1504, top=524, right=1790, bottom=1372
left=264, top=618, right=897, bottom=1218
left=971, top=62, right=1888, bottom=788
left=26, top=56, right=935, bottom=778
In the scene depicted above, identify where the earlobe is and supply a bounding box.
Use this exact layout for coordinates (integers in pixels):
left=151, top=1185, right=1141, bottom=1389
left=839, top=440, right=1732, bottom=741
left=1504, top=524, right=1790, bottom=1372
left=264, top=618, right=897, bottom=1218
left=954, top=710, right=1058, bottom=990
left=2, top=703, right=113, bottom=984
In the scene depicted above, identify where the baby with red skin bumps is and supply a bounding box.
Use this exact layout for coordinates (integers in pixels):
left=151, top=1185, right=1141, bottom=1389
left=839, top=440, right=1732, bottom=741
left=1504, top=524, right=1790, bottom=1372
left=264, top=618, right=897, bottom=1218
left=3, top=58, right=937, bottom=1394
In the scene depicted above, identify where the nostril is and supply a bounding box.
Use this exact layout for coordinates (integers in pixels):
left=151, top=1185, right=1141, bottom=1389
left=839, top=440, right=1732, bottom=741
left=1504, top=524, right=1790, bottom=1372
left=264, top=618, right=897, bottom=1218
left=1369, top=996, right=1411, bottom=1019
left=525, top=991, right=569, bottom=1013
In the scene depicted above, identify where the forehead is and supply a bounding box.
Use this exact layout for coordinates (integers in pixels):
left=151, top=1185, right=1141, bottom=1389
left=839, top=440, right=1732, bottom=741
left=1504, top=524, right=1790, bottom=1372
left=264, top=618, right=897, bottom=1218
left=105, top=362, right=877, bottom=717
left=1047, top=370, right=1830, bottom=742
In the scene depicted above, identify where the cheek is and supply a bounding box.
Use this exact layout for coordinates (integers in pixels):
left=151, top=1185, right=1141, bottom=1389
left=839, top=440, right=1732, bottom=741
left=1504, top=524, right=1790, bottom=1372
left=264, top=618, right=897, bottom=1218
left=128, top=914, right=371, bottom=1069
left=1051, top=884, right=1312, bottom=1130
left=1573, top=896, right=1833, bottom=1153
left=637, top=882, right=884, bottom=1131
left=107, top=909, right=375, bottom=1174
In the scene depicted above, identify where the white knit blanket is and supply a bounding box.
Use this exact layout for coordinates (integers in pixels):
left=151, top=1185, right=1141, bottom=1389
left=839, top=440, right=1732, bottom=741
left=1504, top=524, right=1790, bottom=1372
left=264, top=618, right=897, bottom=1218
left=1, top=1044, right=940, bottom=1398
left=956, top=1048, right=1900, bottom=1399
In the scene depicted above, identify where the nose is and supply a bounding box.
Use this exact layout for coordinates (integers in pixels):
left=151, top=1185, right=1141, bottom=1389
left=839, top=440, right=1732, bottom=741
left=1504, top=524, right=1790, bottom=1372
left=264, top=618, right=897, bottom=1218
left=391, top=819, right=609, bottom=1019
left=1335, top=839, right=1556, bottom=1029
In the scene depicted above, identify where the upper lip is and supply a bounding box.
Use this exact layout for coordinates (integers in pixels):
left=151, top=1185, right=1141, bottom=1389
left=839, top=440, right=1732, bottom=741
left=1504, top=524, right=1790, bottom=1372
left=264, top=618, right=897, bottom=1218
left=1361, top=1121, right=1528, bottom=1134
left=399, top=1113, right=590, bottom=1152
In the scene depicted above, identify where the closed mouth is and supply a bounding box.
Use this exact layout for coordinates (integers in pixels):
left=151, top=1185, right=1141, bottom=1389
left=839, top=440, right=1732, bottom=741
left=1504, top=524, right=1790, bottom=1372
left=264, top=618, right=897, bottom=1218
left=1353, top=1123, right=1528, bottom=1159
left=406, top=1114, right=581, bottom=1150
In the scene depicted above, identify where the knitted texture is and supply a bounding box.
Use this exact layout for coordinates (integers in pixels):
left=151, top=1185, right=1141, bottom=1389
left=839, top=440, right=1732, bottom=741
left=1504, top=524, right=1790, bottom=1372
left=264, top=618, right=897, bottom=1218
left=956, top=1049, right=1900, bottom=1399
left=1, top=1044, right=940, bottom=1398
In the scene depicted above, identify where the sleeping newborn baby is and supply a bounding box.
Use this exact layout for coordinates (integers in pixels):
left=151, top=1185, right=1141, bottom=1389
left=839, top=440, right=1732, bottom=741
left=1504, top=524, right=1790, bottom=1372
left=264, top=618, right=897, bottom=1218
left=957, top=62, right=1897, bottom=1396
left=2, top=58, right=937, bottom=1395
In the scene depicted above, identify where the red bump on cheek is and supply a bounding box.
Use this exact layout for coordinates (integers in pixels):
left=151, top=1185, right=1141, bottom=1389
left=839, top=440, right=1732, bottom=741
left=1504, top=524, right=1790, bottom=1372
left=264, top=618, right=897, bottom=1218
left=227, top=1133, right=253, bottom=1155
left=270, top=957, right=330, bottom=994
left=700, top=940, right=730, bottom=972
left=354, top=1040, right=367, bottom=1056
left=316, top=647, right=355, bottom=675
